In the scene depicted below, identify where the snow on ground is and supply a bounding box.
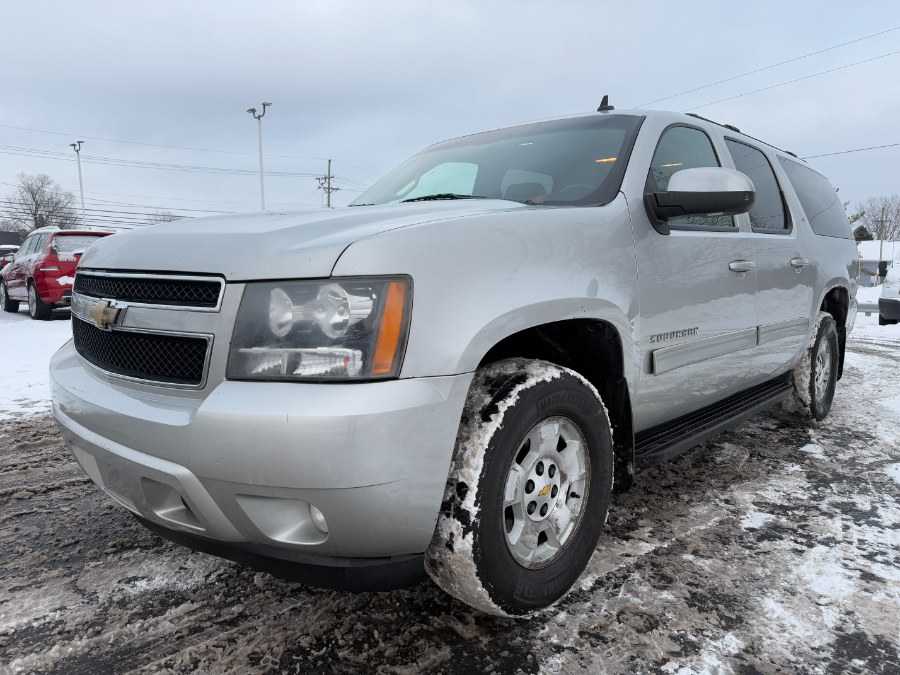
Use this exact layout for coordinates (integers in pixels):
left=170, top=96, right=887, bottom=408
left=0, top=307, right=72, bottom=420
left=0, top=309, right=899, bottom=673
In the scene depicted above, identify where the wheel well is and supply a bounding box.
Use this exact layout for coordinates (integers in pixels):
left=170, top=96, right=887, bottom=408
left=820, top=287, right=848, bottom=380
left=478, top=319, right=634, bottom=491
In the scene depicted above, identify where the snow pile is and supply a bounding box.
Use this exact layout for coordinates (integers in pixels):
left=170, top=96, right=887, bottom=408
left=0, top=308, right=72, bottom=420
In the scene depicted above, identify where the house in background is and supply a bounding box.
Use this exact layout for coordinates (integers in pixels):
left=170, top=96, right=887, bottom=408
left=858, top=240, right=899, bottom=287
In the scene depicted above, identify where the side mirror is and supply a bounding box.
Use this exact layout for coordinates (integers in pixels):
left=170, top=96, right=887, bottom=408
left=1, top=253, right=13, bottom=264
left=644, top=167, right=755, bottom=234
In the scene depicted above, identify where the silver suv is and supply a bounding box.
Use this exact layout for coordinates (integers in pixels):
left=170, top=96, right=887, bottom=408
left=50, top=107, right=859, bottom=616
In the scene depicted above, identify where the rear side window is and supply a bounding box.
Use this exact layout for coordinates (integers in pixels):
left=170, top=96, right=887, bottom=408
left=52, top=234, right=105, bottom=254
left=19, top=236, right=36, bottom=255
left=777, top=158, right=852, bottom=239
left=725, top=139, right=787, bottom=232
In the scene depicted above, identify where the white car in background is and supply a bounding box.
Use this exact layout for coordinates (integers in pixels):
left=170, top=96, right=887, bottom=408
left=879, top=266, right=899, bottom=325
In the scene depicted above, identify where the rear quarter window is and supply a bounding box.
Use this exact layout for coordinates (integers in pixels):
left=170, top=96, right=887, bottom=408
left=777, top=158, right=852, bottom=239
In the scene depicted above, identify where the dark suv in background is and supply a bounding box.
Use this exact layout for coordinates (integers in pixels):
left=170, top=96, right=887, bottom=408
left=0, top=227, right=112, bottom=320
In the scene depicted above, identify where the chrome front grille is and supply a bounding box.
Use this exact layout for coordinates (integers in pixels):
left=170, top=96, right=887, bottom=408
left=74, top=273, right=223, bottom=308
left=71, top=271, right=222, bottom=387
left=73, top=317, right=209, bottom=386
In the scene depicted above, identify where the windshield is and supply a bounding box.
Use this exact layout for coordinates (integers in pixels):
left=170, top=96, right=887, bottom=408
left=352, top=114, right=643, bottom=207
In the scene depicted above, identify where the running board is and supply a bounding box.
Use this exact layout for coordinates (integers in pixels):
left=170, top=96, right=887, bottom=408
left=634, top=374, right=793, bottom=468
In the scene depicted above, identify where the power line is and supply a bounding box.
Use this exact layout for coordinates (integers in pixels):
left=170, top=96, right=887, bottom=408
left=637, top=25, right=900, bottom=107
left=802, top=142, right=900, bottom=159
left=0, top=123, right=382, bottom=176
left=0, top=144, right=324, bottom=177
left=684, top=48, right=900, bottom=111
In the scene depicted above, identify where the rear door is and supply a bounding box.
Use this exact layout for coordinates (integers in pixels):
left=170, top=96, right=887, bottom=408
left=724, top=139, right=814, bottom=369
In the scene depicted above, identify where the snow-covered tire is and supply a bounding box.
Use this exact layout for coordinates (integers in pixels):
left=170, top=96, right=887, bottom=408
left=425, top=358, right=614, bottom=617
left=0, top=282, right=19, bottom=313
left=791, top=312, right=839, bottom=421
left=27, top=282, right=52, bottom=321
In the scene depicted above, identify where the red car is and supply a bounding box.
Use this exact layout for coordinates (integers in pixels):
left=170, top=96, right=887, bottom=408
left=0, top=227, right=113, bottom=320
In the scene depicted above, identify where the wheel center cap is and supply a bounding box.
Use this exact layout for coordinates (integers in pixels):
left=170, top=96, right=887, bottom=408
left=524, top=458, right=561, bottom=522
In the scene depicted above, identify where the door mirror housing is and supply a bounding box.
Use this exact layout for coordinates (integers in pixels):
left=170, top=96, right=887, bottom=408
left=644, top=167, right=755, bottom=234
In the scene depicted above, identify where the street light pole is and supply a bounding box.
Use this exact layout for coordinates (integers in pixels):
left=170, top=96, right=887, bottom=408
left=246, top=102, right=272, bottom=210
left=69, top=141, right=86, bottom=227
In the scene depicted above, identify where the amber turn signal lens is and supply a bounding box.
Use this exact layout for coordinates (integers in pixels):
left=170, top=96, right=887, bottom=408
left=371, top=281, right=408, bottom=376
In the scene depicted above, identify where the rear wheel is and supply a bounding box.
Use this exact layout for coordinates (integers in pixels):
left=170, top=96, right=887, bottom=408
left=792, top=312, right=839, bottom=421
left=0, top=282, right=19, bottom=313
left=425, top=358, right=613, bottom=616
left=27, top=282, right=52, bottom=320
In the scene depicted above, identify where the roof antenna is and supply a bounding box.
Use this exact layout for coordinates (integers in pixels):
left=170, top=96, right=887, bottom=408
left=597, top=95, right=614, bottom=112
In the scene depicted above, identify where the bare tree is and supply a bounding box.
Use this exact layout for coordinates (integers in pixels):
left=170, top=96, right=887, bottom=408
left=2, top=173, right=79, bottom=234
left=147, top=210, right=183, bottom=225
left=852, top=195, right=900, bottom=241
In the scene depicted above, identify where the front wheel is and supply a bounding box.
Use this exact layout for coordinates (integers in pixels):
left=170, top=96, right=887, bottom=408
left=425, top=358, right=614, bottom=616
left=27, top=282, right=52, bottom=320
left=0, top=282, right=19, bottom=313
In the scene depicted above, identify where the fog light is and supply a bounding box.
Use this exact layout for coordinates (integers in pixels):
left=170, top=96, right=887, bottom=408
left=309, top=504, right=329, bottom=533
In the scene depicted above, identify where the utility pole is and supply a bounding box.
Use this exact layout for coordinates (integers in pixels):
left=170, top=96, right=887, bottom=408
left=246, top=102, right=272, bottom=210
left=69, top=141, right=86, bottom=227
left=877, top=205, right=887, bottom=283
left=316, top=159, right=339, bottom=208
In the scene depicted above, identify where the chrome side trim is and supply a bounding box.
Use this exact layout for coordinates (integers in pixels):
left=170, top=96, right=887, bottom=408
left=757, top=318, right=810, bottom=345
left=652, top=328, right=757, bottom=375
left=74, top=271, right=226, bottom=312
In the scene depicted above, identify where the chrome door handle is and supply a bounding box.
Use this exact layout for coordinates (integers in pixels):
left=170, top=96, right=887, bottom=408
left=790, top=257, right=810, bottom=269
left=728, top=260, right=756, bottom=273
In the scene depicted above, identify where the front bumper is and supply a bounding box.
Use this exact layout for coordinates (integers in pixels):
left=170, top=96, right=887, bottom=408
left=51, top=340, right=473, bottom=576
left=879, top=297, right=900, bottom=321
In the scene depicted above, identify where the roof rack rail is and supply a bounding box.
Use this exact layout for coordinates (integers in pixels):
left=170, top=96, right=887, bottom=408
left=686, top=112, right=802, bottom=158
left=685, top=113, right=739, bottom=133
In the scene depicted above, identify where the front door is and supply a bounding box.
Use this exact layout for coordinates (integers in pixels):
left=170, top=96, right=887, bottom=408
left=631, top=125, right=761, bottom=431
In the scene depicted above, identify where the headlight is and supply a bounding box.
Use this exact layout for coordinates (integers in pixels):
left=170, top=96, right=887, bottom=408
left=227, top=277, right=411, bottom=381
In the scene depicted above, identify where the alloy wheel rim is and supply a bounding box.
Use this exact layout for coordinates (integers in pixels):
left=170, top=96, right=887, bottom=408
left=814, top=338, right=832, bottom=402
left=502, top=415, right=590, bottom=569
left=28, top=286, right=36, bottom=315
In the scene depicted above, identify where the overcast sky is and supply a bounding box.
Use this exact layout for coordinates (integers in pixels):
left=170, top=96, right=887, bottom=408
left=1, top=1, right=898, bottom=228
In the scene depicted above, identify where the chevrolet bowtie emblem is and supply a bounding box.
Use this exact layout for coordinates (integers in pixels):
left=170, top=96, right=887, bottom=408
left=88, top=300, right=123, bottom=331
left=538, top=485, right=551, bottom=497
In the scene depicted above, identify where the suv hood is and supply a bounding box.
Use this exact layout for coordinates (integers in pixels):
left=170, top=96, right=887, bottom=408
left=78, top=201, right=524, bottom=280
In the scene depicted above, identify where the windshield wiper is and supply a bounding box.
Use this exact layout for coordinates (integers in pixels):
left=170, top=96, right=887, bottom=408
left=401, top=193, right=486, bottom=203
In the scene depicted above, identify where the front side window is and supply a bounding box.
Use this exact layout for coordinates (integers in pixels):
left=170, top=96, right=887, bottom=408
left=352, top=114, right=644, bottom=207
left=725, top=139, right=787, bottom=232
left=648, top=126, right=732, bottom=228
